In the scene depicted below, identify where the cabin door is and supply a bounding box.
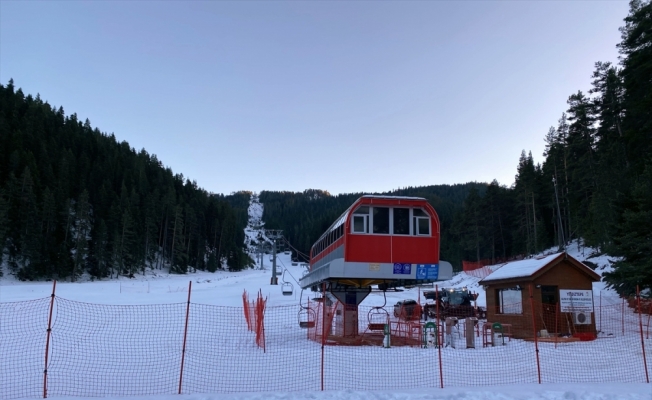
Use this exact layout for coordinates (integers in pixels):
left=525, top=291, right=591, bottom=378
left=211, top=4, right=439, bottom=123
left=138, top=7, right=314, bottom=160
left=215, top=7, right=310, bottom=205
left=540, top=285, right=558, bottom=334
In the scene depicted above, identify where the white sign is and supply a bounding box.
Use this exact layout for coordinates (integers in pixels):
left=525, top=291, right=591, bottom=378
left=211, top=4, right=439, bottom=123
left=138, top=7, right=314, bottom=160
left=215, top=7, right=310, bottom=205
left=559, top=289, right=594, bottom=313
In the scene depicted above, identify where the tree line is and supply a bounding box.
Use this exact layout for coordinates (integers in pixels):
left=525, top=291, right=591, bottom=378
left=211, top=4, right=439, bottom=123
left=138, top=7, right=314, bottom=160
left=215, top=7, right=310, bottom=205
left=258, top=184, right=487, bottom=266
left=0, top=82, right=251, bottom=281
left=450, top=0, right=651, bottom=295
left=260, top=2, right=651, bottom=295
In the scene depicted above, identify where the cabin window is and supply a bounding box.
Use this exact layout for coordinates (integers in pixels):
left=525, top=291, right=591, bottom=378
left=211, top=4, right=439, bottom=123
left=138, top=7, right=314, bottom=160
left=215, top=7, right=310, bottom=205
left=352, top=206, right=369, bottom=233
left=372, top=207, right=390, bottom=234
left=352, top=215, right=368, bottom=233
left=496, top=288, right=523, bottom=314
left=393, top=208, right=410, bottom=235
left=413, top=209, right=430, bottom=236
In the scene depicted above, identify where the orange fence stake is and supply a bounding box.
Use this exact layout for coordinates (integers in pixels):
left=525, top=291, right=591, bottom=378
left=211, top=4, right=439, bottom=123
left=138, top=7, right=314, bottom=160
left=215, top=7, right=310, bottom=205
left=178, top=281, right=192, bottom=394
left=43, top=280, right=56, bottom=399
left=636, top=286, right=649, bottom=383
left=529, top=284, right=541, bottom=384
left=436, top=284, right=443, bottom=388
left=320, top=282, right=326, bottom=391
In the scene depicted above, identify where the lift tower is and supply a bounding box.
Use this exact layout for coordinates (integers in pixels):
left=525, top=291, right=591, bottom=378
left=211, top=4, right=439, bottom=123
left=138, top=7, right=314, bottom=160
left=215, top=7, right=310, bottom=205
left=264, top=229, right=283, bottom=285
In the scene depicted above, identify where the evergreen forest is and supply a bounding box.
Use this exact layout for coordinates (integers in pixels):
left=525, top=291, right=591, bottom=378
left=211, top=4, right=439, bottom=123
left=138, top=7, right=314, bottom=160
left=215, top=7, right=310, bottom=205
left=0, top=82, right=252, bottom=281
left=258, top=1, right=652, bottom=296
left=0, top=1, right=649, bottom=296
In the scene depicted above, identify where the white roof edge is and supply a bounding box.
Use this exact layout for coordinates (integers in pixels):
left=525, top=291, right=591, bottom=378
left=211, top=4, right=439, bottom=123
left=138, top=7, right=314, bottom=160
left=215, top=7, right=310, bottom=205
left=479, top=252, right=564, bottom=283
left=361, top=195, right=427, bottom=201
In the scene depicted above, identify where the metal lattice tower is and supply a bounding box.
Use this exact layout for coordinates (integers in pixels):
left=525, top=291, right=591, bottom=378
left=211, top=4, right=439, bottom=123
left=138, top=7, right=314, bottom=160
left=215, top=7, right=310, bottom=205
left=264, top=230, right=283, bottom=285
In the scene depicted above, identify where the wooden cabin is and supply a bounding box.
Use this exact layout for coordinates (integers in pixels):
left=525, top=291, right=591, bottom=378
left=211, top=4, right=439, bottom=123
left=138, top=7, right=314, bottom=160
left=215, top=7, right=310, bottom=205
left=480, top=252, right=600, bottom=340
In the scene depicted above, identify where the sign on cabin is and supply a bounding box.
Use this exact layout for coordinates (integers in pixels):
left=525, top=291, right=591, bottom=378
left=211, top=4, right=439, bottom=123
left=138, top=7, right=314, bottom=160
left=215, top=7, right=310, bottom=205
left=559, top=289, right=594, bottom=312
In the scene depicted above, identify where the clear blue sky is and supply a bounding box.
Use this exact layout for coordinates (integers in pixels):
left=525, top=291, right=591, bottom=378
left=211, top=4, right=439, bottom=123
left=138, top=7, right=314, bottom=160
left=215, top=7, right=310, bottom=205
left=0, top=1, right=630, bottom=195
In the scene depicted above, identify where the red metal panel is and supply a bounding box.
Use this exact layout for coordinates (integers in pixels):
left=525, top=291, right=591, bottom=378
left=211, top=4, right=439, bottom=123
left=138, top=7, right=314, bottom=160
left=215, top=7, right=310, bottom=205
left=346, top=234, right=391, bottom=263
left=390, top=235, right=438, bottom=264
left=344, top=235, right=438, bottom=264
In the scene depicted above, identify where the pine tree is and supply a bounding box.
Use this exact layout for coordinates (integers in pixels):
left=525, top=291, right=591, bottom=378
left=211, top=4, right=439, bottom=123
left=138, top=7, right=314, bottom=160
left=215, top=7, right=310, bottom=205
left=618, top=0, right=652, bottom=175
left=71, top=190, right=92, bottom=281
left=0, top=188, right=8, bottom=277
left=119, top=210, right=135, bottom=276
left=565, top=91, right=598, bottom=244
left=603, top=162, right=652, bottom=295
left=40, top=187, right=57, bottom=279
left=589, top=62, right=627, bottom=247
left=170, top=205, right=187, bottom=273
left=514, top=151, right=542, bottom=255
left=89, top=219, right=110, bottom=279
left=604, top=0, right=652, bottom=293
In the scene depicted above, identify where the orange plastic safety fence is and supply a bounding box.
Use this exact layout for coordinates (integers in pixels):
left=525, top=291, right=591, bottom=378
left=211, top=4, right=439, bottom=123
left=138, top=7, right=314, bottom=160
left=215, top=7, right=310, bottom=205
left=242, top=290, right=266, bottom=349
left=1, top=293, right=651, bottom=399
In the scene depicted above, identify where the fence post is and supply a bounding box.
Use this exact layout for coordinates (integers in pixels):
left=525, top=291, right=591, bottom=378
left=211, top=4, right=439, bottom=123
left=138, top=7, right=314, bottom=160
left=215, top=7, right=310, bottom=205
left=43, top=280, right=57, bottom=399
left=320, top=282, right=326, bottom=391
left=599, top=291, right=602, bottom=334
left=436, top=284, right=443, bottom=388
left=529, top=284, right=541, bottom=384
left=307, top=296, right=311, bottom=340
left=636, top=286, right=649, bottom=383
left=554, top=302, right=559, bottom=349
left=647, top=301, right=652, bottom=340
left=178, top=281, right=192, bottom=394
left=622, top=297, right=625, bottom=335
left=242, top=290, right=251, bottom=331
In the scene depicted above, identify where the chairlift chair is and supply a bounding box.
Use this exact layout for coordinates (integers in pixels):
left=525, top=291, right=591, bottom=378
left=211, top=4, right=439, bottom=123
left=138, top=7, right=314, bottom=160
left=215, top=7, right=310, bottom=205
left=367, top=290, right=389, bottom=331
left=298, top=308, right=316, bottom=328
left=282, top=282, right=294, bottom=296
left=298, top=289, right=316, bottom=328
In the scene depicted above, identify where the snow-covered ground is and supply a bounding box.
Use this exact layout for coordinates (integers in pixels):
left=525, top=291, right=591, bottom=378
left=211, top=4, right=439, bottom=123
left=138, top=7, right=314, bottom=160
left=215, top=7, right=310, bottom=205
left=1, top=195, right=650, bottom=400
left=33, top=383, right=652, bottom=400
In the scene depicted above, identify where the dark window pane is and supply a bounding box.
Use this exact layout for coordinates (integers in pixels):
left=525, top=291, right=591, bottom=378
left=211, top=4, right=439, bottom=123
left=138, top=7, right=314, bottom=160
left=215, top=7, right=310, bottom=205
left=393, top=208, right=410, bottom=235
left=418, top=218, right=429, bottom=235
left=353, top=215, right=366, bottom=233
left=373, top=207, right=390, bottom=234
left=353, top=206, right=369, bottom=215
left=413, top=209, right=427, bottom=217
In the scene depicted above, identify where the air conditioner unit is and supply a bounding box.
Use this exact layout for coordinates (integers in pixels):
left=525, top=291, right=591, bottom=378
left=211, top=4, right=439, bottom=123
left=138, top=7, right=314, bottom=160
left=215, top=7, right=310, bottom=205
left=572, top=311, right=592, bottom=325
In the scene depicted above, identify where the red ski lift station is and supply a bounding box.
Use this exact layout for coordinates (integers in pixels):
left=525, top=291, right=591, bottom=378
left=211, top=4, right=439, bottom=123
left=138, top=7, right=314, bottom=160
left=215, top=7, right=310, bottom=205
left=298, top=195, right=453, bottom=344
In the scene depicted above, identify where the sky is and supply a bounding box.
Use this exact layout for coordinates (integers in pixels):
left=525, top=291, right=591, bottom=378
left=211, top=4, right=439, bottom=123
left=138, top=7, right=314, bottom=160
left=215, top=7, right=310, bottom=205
left=0, top=1, right=631, bottom=195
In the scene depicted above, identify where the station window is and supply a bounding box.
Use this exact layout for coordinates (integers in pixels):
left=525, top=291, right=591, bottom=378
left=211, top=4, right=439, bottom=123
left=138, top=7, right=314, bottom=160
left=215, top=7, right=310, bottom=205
left=352, top=206, right=369, bottom=233
left=496, top=288, right=523, bottom=314
left=373, top=207, right=390, bottom=234
left=413, top=209, right=430, bottom=236
left=393, top=208, right=410, bottom=235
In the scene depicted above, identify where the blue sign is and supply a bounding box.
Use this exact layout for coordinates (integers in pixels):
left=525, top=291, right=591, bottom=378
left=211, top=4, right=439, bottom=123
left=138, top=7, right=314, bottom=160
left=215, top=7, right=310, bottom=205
left=393, top=263, right=412, bottom=275
left=416, top=264, right=439, bottom=280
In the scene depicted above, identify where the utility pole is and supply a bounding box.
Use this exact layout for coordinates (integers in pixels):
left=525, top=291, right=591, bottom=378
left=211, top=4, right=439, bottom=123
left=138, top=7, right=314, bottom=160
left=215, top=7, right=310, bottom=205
left=264, top=230, right=283, bottom=285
